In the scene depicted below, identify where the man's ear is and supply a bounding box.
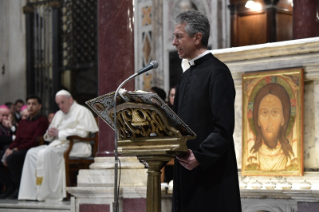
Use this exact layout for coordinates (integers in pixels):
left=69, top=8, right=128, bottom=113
left=281, top=117, right=284, bottom=126
left=194, top=33, right=202, bottom=45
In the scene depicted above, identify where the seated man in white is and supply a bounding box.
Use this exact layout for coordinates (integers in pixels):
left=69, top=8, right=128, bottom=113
left=18, top=90, right=99, bottom=201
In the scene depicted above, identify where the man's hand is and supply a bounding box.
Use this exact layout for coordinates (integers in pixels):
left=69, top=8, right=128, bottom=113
left=2, top=119, right=12, bottom=128
left=3, top=148, right=13, bottom=166
left=48, top=128, right=59, bottom=137
left=176, top=149, right=199, bottom=170
left=5, top=148, right=13, bottom=156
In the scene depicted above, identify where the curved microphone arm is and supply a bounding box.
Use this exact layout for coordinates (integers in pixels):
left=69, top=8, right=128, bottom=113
left=112, top=72, right=137, bottom=212
left=113, top=72, right=138, bottom=160
left=112, top=60, right=158, bottom=212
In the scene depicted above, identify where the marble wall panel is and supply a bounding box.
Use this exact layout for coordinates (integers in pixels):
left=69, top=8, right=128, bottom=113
left=123, top=198, right=146, bottom=212
left=0, top=0, right=27, bottom=104
left=303, top=81, right=319, bottom=169
left=234, top=85, right=243, bottom=169
left=79, top=204, right=110, bottom=212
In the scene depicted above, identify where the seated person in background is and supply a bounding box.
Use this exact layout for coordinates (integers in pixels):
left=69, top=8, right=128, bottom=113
left=47, top=112, right=55, bottom=124
left=150, top=86, right=167, bottom=101
left=20, top=105, right=29, bottom=120
left=167, top=86, right=176, bottom=109
left=2, top=105, right=27, bottom=136
left=0, top=105, right=13, bottom=150
left=0, top=95, right=48, bottom=199
left=19, top=90, right=99, bottom=202
left=163, top=86, right=177, bottom=183
left=13, top=99, right=24, bottom=123
left=0, top=105, right=12, bottom=195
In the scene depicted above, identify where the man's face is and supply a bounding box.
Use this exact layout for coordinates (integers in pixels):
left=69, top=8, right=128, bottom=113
left=172, top=23, right=197, bottom=60
left=0, top=108, right=10, bottom=124
left=169, top=88, right=176, bottom=106
left=15, top=102, right=23, bottom=112
left=48, top=113, right=55, bottom=124
left=27, top=99, right=42, bottom=117
left=55, top=95, right=73, bottom=114
left=21, top=109, right=29, bottom=120
left=258, top=94, right=284, bottom=149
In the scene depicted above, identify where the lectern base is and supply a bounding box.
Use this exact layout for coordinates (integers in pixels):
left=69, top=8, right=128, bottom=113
left=138, top=155, right=173, bottom=212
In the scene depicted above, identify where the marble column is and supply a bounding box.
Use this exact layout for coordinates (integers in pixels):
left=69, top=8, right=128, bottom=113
left=67, top=1, right=148, bottom=211
left=97, top=0, right=135, bottom=157
left=293, top=0, right=319, bottom=39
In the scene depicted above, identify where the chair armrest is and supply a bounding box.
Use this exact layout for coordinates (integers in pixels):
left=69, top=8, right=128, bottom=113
left=66, top=135, right=94, bottom=143
left=64, top=135, right=97, bottom=159
left=35, top=137, right=45, bottom=145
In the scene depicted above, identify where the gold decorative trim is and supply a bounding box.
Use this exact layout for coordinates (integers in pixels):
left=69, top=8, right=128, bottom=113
left=36, top=177, right=43, bottom=185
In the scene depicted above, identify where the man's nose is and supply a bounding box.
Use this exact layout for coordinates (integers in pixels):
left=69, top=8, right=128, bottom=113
left=172, top=38, right=178, bottom=46
left=268, top=115, right=273, bottom=126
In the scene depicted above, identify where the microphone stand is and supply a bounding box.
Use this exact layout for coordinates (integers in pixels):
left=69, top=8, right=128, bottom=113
left=112, top=61, right=157, bottom=212
left=112, top=72, right=138, bottom=212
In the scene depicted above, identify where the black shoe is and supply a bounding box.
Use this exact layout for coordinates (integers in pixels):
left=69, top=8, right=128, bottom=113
left=6, top=189, right=18, bottom=199
left=0, top=187, right=15, bottom=199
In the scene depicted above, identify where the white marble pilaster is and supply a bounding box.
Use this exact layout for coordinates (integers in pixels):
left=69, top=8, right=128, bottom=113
left=66, top=156, right=148, bottom=212
left=234, top=85, right=243, bottom=169
left=0, top=0, right=27, bottom=104
left=303, top=81, right=319, bottom=169
left=73, top=156, right=147, bottom=188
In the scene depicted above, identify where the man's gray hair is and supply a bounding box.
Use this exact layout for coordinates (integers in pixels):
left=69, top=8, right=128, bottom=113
left=175, top=10, right=210, bottom=48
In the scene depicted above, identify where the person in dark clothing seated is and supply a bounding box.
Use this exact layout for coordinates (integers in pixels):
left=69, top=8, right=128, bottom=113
left=13, top=99, right=24, bottom=124
left=0, top=95, right=48, bottom=199
left=0, top=105, right=13, bottom=195
left=167, top=86, right=176, bottom=109
left=0, top=105, right=13, bottom=151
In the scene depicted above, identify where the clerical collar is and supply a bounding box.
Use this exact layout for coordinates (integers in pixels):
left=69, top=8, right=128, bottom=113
left=188, top=50, right=211, bottom=66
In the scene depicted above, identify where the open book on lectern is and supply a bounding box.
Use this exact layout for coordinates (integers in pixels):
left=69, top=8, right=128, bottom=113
left=85, top=89, right=196, bottom=137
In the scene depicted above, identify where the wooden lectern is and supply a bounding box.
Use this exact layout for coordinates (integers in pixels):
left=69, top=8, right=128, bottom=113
left=86, top=91, right=196, bottom=212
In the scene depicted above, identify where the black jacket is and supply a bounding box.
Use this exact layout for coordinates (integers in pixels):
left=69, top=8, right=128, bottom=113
left=172, top=54, right=242, bottom=212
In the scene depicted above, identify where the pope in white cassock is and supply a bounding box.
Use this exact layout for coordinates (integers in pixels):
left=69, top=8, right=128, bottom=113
left=18, top=90, right=99, bottom=201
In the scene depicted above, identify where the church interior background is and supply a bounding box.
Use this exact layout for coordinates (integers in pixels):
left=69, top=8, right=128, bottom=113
left=1, top=0, right=319, bottom=211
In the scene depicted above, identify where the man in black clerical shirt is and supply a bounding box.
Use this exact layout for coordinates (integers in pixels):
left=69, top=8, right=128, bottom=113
left=171, top=11, right=242, bottom=212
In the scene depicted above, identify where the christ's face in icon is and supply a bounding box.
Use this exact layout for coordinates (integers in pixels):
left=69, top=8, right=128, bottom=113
left=258, top=94, right=284, bottom=149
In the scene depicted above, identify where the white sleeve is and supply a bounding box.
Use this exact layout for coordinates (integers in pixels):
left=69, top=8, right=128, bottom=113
left=58, top=128, right=89, bottom=141
left=44, top=130, right=54, bottom=141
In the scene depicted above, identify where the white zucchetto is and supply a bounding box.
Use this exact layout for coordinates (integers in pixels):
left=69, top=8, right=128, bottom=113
left=56, top=89, right=72, bottom=97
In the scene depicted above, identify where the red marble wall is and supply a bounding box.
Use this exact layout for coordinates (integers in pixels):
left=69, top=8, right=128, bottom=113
left=123, top=198, right=146, bottom=212
left=80, top=204, right=110, bottom=212
left=97, top=0, right=135, bottom=156
left=293, top=0, right=319, bottom=39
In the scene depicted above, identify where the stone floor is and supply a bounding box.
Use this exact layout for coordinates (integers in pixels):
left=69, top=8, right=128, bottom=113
left=0, top=199, right=71, bottom=212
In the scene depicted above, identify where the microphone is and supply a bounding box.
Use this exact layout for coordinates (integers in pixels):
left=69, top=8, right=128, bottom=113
left=112, top=60, right=159, bottom=212
left=137, top=61, right=159, bottom=75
